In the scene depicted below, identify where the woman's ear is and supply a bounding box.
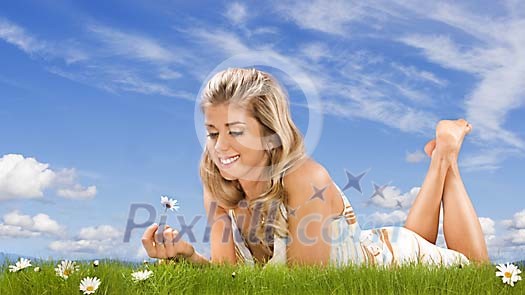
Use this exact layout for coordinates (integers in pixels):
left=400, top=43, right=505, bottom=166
left=267, top=133, right=281, bottom=150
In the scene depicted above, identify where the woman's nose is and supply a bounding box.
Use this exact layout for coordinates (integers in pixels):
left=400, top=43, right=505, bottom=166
left=214, top=133, right=231, bottom=152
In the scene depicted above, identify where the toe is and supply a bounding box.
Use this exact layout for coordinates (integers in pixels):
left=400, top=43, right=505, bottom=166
left=465, top=122, right=473, bottom=134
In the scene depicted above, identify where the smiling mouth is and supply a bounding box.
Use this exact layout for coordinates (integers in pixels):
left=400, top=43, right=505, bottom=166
left=219, top=155, right=240, bottom=166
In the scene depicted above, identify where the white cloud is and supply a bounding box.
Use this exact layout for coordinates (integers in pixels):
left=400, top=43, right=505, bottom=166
left=405, top=150, right=427, bottom=163
left=49, top=224, right=124, bottom=256
left=57, top=184, right=97, bottom=200
left=0, top=18, right=87, bottom=63
left=506, top=229, right=525, bottom=245
left=87, top=24, right=177, bottom=63
left=395, top=2, right=525, bottom=155
left=479, top=217, right=496, bottom=244
left=77, top=225, right=121, bottom=241
left=483, top=209, right=525, bottom=262
left=272, top=1, right=525, bottom=170
left=49, top=239, right=114, bottom=254
left=275, top=0, right=367, bottom=35
left=47, top=66, right=194, bottom=101
left=1, top=18, right=193, bottom=100
left=0, top=224, right=40, bottom=238
left=32, top=213, right=63, bottom=235
left=189, top=28, right=250, bottom=56
left=135, top=246, right=149, bottom=261
left=479, top=217, right=496, bottom=236
left=503, top=209, right=525, bottom=229
left=300, top=42, right=331, bottom=62
left=3, top=210, right=34, bottom=228
left=0, top=210, right=64, bottom=237
left=368, top=210, right=407, bottom=227
left=390, top=62, right=448, bottom=87
left=368, top=186, right=419, bottom=209
left=158, top=68, right=182, bottom=80
left=0, top=18, right=46, bottom=54
left=459, top=148, right=522, bottom=172
left=225, top=3, right=248, bottom=25
left=0, top=154, right=97, bottom=201
left=0, top=154, right=55, bottom=200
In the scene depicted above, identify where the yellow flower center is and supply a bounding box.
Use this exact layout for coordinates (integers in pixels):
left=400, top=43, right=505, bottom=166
left=64, top=269, right=71, bottom=276
left=87, top=286, right=94, bottom=291
left=505, top=271, right=512, bottom=278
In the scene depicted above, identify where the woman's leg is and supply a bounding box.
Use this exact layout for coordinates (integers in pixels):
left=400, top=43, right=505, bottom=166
left=403, top=148, right=450, bottom=244
left=403, top=120, right=461, bottom=244
left=405, top=119, right=489, bottom=262
left=441, top=158, right=489, bottom=262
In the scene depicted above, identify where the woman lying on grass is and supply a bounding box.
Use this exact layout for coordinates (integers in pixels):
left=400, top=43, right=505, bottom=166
left=142, top=68, right=489, bottom=267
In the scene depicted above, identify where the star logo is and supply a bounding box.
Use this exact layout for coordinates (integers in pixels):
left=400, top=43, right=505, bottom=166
left=342, top=169, right=368, bottom=193
left=395, top=200, right=403, bottom=209
left=370, top=182, right=389, bottom=199
left=287, top=206, right=298, bottom=217
left=309, top=184, right=328, bottom=201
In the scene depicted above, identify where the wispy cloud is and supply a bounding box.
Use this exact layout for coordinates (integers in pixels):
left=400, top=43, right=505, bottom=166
left=274, top=0, right=370, bottom=35
left=47, top=66, right=194, bottom=101
left=87, top=24, right=179, bottom=63
left=459, top=147, right=523, bottom=172
left=0, top=18, right=46, bottom=54
left=395, top=2, right=525, bottom=152
left=0, top=18, right=88, bottom=63
left=390, top=62, right=448, bottom=87
left=224, top=2, right=248, bottom=25
left=188, top=28, right=251, bottom=56
left=405, top=149, right=427, bottom=163
left=269, top=0, right=525, bottom=171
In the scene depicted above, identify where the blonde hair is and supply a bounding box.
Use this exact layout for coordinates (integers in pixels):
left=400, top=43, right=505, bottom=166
left=199, top=68, right=306, bottom=249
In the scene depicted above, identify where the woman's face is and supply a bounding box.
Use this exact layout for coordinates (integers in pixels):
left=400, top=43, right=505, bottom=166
left=204, top=103, right=270, bottom=181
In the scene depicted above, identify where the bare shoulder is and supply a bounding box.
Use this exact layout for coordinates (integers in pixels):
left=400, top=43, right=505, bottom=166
left=283, top=157, right=333, bottom=206
left=283, top=157, right=330, bottom=186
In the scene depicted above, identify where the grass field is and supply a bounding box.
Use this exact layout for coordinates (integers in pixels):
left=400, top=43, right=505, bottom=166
left=1, top=259, right=523, bottom=294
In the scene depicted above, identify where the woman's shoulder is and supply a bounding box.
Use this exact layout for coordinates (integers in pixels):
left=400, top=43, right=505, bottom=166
left=282, top=157, right=332, bottom=191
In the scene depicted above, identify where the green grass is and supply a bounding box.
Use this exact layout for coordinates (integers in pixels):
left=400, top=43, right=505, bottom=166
left=1, top=259, right=523, bottom=294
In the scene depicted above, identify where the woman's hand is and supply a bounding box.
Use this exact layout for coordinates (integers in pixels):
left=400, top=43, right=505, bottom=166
left=141, top=223, right=194, bottom=260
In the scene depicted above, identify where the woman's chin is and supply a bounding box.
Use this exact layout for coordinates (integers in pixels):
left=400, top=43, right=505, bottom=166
left=219, top=170, right=238, bottom=181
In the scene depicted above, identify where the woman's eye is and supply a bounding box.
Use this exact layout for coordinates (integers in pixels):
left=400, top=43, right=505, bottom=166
left=230, top=131, right=244, bottom=137
left=206, top=131, right=243, bottom=139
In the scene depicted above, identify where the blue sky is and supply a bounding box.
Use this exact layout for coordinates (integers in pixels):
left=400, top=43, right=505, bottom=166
left=1, top=1, right=524, bottom=263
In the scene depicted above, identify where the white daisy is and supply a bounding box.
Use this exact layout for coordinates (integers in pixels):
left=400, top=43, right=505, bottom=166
left=55, top=260, right=80, bottom=279
left=93, top=260, right=99, bottom=267
left=131, top=269, right=153, bottom=282
left=79, top=276, right=101, bottom=294
left=8, top=258, right=32, bottom=272
left=496, top=263, right=522, bottom=286
left=160, top=195, right=180, bottom=212
left=34, top=267, right=41, bottom=272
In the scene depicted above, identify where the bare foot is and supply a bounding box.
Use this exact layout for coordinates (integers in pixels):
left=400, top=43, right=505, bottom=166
left=424, top=139, right=436, bottom=157
left=434, top=119, right=472, bottom=159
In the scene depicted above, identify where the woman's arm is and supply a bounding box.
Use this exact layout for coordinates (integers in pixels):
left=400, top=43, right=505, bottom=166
left=285, top=159, right=344, bottom=266
left=141, top=186, right=237, bottom=266
left=203, top=185, right=237, bottom=264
